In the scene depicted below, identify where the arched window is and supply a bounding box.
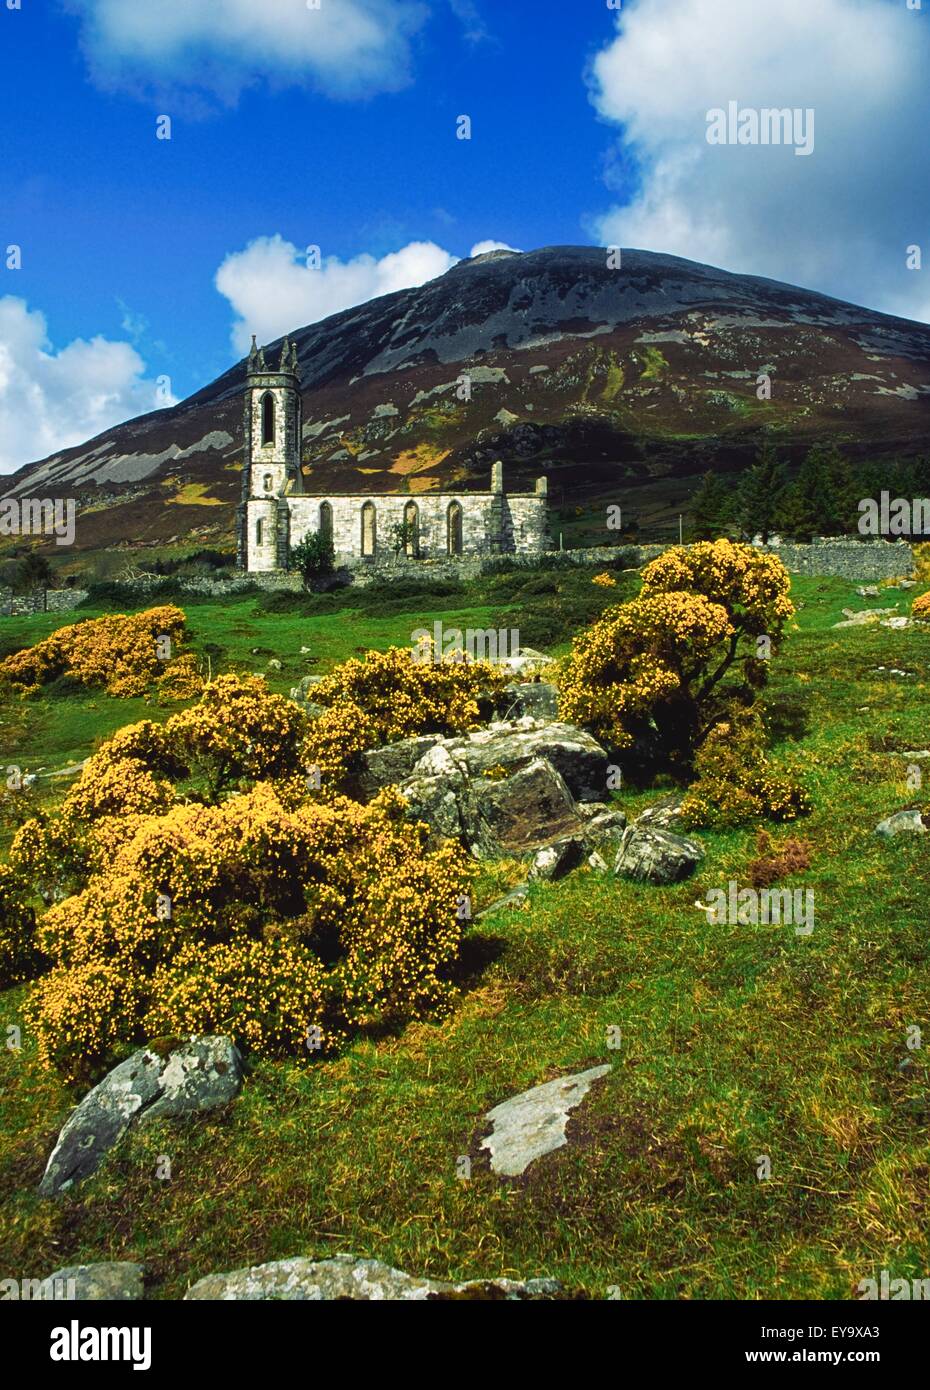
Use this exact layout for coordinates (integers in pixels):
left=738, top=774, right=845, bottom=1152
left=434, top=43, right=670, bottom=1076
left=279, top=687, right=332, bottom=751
left=255, top=518, right=263, bottom=546
left=319, top=501, right=333, bottom=543
left=261, top=392, right=275, bottom=447
left=447, top=501, right=463, bottom=556
left=263, top=473, right=273, bottom=493
left=403, top=500, right=419, bottom=557
left=361, top=501, right=376, bottom=557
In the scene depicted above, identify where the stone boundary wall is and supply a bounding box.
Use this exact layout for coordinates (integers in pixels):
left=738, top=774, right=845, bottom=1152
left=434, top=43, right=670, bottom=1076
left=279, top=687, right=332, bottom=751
left=0, top=540, right=914, bottom=617
left=0, top=588, right=88, bottom=617
left=755, top=539, right=915, bottom=580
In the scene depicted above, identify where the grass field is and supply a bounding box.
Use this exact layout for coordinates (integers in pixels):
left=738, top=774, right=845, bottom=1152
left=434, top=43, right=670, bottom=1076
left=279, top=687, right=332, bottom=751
left=0, top=566, right=928, bottom=1299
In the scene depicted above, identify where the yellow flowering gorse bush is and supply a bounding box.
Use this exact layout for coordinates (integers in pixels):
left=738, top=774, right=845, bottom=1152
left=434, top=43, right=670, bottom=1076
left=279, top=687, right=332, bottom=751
left=560, top=541, right=794, bottom=766
left=9, top=663, right=483, bottom=1081
left=0, top=605, right=201, bottom=699
left=911, top=592, right=930, bottom=623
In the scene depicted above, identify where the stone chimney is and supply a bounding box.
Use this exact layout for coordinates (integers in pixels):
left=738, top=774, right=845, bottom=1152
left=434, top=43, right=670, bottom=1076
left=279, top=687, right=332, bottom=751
left=491, top=460, right=504, bottom=494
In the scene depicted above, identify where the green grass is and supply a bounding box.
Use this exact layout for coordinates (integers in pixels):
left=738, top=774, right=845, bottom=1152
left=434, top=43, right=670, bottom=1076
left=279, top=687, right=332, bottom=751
left=1, top=568, right=929, bottom=1298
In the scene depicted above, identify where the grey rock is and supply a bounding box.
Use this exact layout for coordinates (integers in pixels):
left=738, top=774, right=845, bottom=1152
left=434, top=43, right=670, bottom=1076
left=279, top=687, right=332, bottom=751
left=634, top=793, right=686, bottom=832
left=875, top=808, right=928, bottom=838
left=185, top=1254, right=561, bottom=1301
left=438, top=720, right=609, bottom=802
left=39, top=1036, right=242, bottom=1196
left=833, top=607, right=898, bottom=628
left=398, top=744, right=498, bottom=857
left=528, top=836, right=587, bottom=881
left=475, top=757, right=584, bottom=854
left=498, top=681, right=559, bottom=722
left=479, top=1066, right=612, bottom=1176
left=137, top=1035, right=243, bottom=1125
left=38, top=1262, right=144, bottom=1301
left=477, top=884, right=529, bottom=917
left=497, top=647, right=552, bottom=678
left=613, top=825, right=705, bottom=884
left=289, top=673, right=325, bottom=703
left=356, top=734, right=442, bottom=798
left=582, top=809, right=629, bottom=870
left=881, top=616, right=911, bottom=630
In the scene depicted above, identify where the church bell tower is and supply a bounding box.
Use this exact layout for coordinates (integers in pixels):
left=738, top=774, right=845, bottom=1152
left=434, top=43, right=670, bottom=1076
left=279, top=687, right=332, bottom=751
left=237, top=336, right=303, bottom=571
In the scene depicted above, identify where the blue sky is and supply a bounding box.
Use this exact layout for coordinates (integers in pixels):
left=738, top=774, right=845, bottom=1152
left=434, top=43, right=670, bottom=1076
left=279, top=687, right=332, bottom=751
left=1, top=0, right=929, bottom=472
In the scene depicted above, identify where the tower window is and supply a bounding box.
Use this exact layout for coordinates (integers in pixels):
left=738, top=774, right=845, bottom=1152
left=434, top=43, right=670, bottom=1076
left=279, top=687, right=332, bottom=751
left=263, top=474, right=273, bottom=493
left=319, top=501, right=333, bottom=542
left=261, top=392, right=275, bottom=447
left=256, top=518, right=263, bottom=545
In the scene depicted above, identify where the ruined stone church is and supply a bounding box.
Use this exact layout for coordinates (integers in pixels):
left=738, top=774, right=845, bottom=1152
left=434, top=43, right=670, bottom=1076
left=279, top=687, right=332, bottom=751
left=236, top=338, right=549, bottom=572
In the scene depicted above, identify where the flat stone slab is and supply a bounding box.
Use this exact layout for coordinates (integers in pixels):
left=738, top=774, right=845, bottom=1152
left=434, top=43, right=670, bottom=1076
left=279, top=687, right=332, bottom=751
left=875, top=808, right=928, bottom=837
left=39, top=1036, right=242, bottom=1196
left=479, top=1065, right=612, bottom=1177
left=37, top=1262, right=144, bottom=1301
left=185, top=1254, right=561, bottom=1301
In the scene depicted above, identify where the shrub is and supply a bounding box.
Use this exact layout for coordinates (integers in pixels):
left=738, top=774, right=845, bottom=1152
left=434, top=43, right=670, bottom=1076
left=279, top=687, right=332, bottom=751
left=0, top=605, right=198, bottom=698
left=308, top=646, right=507, bottom=747
left=592, top=572, right=617, bottom=587
left=559, top=541, right=794, bottom=765
left=748, top=830, right=813, bottom=890
left=680, top=710, right=811, bottom=829
left=0, top=864, right=41, bottom=987
left=911, top=592, right=930, bottom=623
left=290, top=531, right=335, bottom=585
left=27, top=784, right=469, bottom=1083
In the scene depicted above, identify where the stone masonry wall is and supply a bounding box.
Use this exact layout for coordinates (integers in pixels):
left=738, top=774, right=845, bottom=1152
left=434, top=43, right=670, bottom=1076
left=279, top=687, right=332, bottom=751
left=247, top=489, right=548, bottom=570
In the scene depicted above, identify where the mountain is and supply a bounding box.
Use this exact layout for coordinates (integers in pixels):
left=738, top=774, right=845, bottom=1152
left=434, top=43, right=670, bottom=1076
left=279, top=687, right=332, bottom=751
left=5, top=246, right=930, bottom=554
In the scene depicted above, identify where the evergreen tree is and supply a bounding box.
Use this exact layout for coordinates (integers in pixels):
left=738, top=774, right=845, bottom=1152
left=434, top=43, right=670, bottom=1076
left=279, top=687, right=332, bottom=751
left=735, top=441, right=787, bottom=542
left=781, top=444, right=845, bottom=540
left=690, top=471, right=730, bottom=540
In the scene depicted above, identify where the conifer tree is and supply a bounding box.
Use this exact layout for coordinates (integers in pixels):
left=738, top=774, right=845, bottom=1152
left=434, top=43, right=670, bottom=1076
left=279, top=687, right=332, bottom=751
left=735, top=441, right=787, bottom=542
left=782, top=445, right=845, bottom=540
left=690, top=471, right=731, bottom=540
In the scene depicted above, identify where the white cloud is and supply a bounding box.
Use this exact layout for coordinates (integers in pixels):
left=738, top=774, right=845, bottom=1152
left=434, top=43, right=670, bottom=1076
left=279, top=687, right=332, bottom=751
left=215, top=236, right=520, bottom=353
left=0, top=298, right=174, bottom=475
left=589, top=0, right=930, bottom=323
left=65, top=0, right=429, bottom=102
left=469, top=240, right=521, bottom=257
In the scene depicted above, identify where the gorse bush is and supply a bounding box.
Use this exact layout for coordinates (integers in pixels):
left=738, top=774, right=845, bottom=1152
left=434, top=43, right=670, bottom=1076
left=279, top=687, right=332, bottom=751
left=911, top=591, right=930, bottom=623
left=559, top=541, right=795, bottom=766
left=0, top=605, right=200, bottom=699
left=9, top=667, right=479, bottom=1080
left=28, top=784, right=468, bottom=1082
left=301, top=647, right=508, bottom=794
left=0, top=864, right=41, bottom=988
left=679, top=709, right=811, bottom=829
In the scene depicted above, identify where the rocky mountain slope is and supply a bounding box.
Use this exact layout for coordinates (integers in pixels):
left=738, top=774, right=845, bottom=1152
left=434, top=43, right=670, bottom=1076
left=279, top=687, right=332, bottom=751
left=6, top=246, right=930, bottom=553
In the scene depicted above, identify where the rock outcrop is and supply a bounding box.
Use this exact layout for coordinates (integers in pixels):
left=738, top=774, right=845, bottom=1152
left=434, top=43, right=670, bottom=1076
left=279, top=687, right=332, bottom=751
left=39, top=1036, right=242, bottom=1197
left=185, top=1254, right=561, bottom=1301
